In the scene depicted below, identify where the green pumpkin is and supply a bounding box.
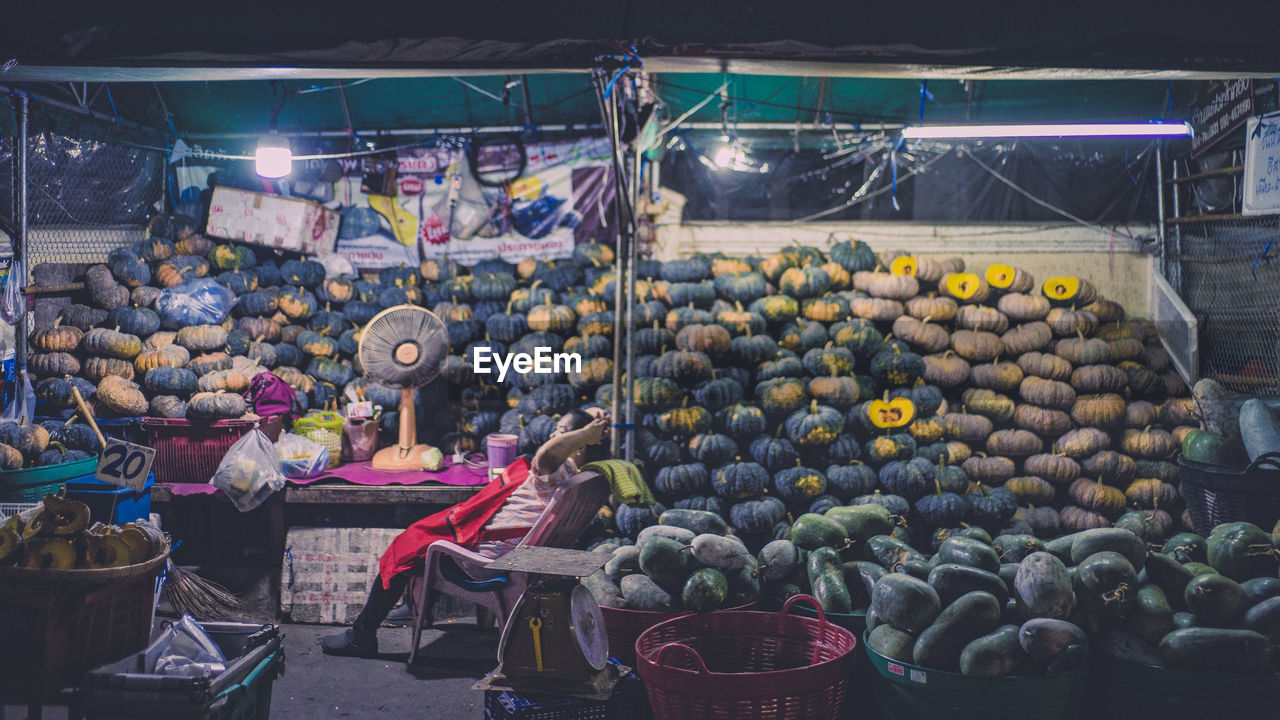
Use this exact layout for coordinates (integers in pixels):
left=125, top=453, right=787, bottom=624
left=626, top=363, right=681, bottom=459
left=773, top=463, right=828, bottom=507
left=317, top=275, right=357, bottom=304
left=864, top=433, right=916, bottom=466
left=656, top=401, right=712, bottom=437
left=715, top=404, right=767, bottom=439
left=778, top=265, right=832, bottom=299
left=711, top=461, right=770, bottom=500
left=754, top=377, right=809, bottom=418
left=279, top=287, right=319, bottom=322
left=729, top=495, right=786, bottom=534
left=784, top=400, right=844, bottom=447
left=216, top=270, right=259, bottom=295
left=871, top=348, right=926, bottom=387
left=629, top=377, right=681, bottom=412
left=829, top=319, right=885, bottom=358
left=281, top=259, right=326, bottom=287
left=83, top=328, right=143, bottom=359
left=187, top=391, right=247, bottom=419
left=235, top=290, right=281, bottom=318
left=149, top=395, right=189, bottom=418
left=748, top=295, right=799, bottom=324
left=655, top=462, right=711, bottom=497
left=144, top=366, right=199, bottom=396
left=207, top=244, right=256, bottom=271
left=307, top=357, right=354, bottom=386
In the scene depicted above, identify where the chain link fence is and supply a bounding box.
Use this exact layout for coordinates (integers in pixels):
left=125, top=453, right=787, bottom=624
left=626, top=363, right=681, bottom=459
left=1165, top=215, right=1280, bottom=394
left=1, top=130, right=165, bottom=283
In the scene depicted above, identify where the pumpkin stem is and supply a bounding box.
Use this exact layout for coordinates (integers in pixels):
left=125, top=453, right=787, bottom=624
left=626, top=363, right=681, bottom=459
left=932, top=476, right=943, bottom=496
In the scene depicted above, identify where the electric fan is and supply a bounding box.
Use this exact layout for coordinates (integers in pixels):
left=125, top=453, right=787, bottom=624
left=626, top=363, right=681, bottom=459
left=358, top=305, right=449, bottom=470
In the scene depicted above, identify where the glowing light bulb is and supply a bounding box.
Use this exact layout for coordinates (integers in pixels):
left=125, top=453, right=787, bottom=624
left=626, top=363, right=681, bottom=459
left=255, top=133, right=292, bottom=178
left=713, top=143, right=736, bottom=168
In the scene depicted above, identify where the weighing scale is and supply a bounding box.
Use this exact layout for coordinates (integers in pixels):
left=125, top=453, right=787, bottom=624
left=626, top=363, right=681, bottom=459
left=474, top=546, right=622, bottom=701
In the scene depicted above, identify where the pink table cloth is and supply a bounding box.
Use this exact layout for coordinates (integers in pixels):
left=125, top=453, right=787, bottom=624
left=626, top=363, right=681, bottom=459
left=164, top=455, right=492, bottom=497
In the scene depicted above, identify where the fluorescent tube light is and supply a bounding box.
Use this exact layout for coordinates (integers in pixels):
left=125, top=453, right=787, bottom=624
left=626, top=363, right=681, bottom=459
left=900, top=122, right=1193, bottom=139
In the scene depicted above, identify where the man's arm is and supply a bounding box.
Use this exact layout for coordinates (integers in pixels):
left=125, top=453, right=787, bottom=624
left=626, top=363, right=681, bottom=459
left=531, top=416, right=608, bottom=475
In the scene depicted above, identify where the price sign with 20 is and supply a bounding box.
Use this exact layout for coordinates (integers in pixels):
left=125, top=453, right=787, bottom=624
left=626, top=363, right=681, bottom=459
left=95, top=438, right=156, bottom=492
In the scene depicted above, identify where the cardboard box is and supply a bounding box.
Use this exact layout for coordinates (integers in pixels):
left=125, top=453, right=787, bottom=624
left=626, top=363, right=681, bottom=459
left=206, top=186, right=339, bottom=254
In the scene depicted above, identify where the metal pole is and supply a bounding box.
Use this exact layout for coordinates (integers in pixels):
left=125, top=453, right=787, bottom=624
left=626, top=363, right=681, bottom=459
left=1170, top=157, right=1183, bottom=295
left=593, top=71, right=625, bottom=459
left=624, top=150, right=639, bottom=462
left=1155, top=140, right=1166, bottom=276
left=14, top=93, right=28, bottom=424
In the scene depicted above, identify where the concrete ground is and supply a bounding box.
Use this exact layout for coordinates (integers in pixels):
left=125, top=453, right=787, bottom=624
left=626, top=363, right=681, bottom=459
left=3, top=618, right=503, bottom=720
left=273, top=619, right=499, bottom=719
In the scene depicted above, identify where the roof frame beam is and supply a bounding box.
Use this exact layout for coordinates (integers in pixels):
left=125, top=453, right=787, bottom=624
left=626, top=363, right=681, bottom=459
left=4, top=59, right=1279, bottom=84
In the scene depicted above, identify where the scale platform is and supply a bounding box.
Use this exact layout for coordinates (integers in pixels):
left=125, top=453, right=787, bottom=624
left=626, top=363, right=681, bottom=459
left=483, top=545, right=609, bottom=577
left=476, top=546, right=617, bottom=700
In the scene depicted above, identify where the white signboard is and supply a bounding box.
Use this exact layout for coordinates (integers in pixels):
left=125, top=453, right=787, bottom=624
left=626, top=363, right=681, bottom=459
left=95, top=438, right=156, bottom=492
left=1243, top=114, right=1280, bottom=216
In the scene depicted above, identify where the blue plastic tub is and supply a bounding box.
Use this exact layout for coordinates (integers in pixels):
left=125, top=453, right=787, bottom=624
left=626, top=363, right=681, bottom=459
left=65, top=472, right=155, bottom=525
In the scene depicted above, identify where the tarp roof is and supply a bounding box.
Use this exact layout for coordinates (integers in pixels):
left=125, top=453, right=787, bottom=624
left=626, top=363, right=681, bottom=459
left=0, top=1, right=1258, bottom=140
left=4, top=0, right=1280, bottom=81
left=123, top=74, right=1196, bottom=138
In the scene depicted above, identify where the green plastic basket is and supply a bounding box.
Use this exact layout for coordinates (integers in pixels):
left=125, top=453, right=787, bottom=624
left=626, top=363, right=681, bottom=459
left=863, top=631, right=1090, bottom=720
left=1091, top=651, right=1280, bottom=720
left=0, top=455, right=98, bottom=503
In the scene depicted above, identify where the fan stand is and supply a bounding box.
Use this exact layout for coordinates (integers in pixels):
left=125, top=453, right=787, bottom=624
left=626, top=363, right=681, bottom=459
left=372, top=343, right=433, bottom=470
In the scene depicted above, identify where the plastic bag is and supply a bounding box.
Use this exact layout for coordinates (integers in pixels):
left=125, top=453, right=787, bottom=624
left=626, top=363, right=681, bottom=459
left=156, top=278, right=235, bottom=329
left=210, top=428, right=285, bottom=512
left=0, top=257, right=24, bottom=326
left=152, top=614, right=226, bottom=678
left=316, top=252, right=355, bottom=279
left=341, top=416, right=379, bottom=464
left=1, top=371, right=34, bottom=426
left=275, top=432, right=329, bottom=479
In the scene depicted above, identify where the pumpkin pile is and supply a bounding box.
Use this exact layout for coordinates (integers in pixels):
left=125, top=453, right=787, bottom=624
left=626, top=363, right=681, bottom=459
left=36, top=221, right=1193, bottom=523
left=0, top=494, right=167, bottom=570
left=585, top=242, right=1194, bottom=557
left=0, top=416, right=101, bottom=471
left=32, top=214, right=397, bottom=425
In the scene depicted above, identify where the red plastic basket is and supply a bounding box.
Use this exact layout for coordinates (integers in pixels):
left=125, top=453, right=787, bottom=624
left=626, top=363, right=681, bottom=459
left=601, top=601, right=758, bottom=666
left=0, top=561, right=164, bottom=702
left=635, top=595, right=856, bottom=720
left=140, top=417, right=282, bottom=485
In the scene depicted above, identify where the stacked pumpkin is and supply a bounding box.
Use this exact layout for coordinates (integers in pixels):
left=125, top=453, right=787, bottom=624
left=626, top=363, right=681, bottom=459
left=575, top=243, right=1197, bottom=558
left=30, top=214, right=408, bottom=425
left=35, top=213, right=1194, bottom=546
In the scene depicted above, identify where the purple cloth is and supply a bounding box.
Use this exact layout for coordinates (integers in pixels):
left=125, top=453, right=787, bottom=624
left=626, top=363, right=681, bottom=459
left=163, top=455, right=490, bottom=497
left=290, top=456, right=490, bottom=487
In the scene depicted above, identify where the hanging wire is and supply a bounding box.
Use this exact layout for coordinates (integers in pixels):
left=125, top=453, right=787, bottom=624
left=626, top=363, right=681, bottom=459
left=786, top=142, right=951, bottom=223
left=958, top=145, right=1143, bottom=241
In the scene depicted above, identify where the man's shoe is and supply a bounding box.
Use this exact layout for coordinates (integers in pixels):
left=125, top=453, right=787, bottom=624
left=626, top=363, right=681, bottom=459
left=382, top=604, right=415, bottom=628
left=319, top=628, right=379, bottom=658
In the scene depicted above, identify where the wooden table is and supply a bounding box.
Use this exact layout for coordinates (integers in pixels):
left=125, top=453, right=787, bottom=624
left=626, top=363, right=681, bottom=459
left=149, top=483, right=482, bottom=505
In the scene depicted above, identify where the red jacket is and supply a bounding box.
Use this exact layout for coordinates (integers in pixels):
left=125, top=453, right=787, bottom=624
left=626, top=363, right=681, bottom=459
left=378, top=456, right=533, bottom=588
